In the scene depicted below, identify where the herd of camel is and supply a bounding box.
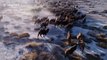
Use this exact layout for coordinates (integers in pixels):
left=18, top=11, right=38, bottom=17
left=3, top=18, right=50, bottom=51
left=32, top=7, right=86, bottom=56
left=0, top=6, right=87, bottom=59
left=33, top=7, right=86, bottom=37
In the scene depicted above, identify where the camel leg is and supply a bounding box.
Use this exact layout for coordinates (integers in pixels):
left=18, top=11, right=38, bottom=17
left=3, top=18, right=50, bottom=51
left=43, top=35, right=46, bottom=38
left=40, top=34, right=43, bottom=38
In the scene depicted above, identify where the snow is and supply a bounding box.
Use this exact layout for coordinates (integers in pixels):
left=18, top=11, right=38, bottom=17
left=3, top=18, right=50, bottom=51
left=0, top=0, right=107, bottom=60
left=0, top=42, right=17, bottom=60
left=87, top=41, right=107, bottom=60
left=72, top=26, right=90, bottom=36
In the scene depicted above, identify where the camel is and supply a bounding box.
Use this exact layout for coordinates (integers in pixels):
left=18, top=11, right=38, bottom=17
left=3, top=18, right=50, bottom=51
left=66, top=31, right=72, bottom=43
left=37, top=28, right=49, bottom=37
left=36, top=17, right=49, bottom=28
left=79, top=41, right=85, bottom=52
left=77, top=33, right=84, bottom=40
left=65, top=44, right=78, bottom=57
left=63, top=32, right=74, bottom=46
left=40, top=21, right=49, bottom=28
left=77, top=33, right=85, bottom=52
left=34, top=19, right=42, bottom=24
left=67, top=31, right=72, bottom=40
left=54, top=19, right=62, bottom=26
left=64, top=31, right=77, bottom=46
left=49, top=19, right=56, bottom=24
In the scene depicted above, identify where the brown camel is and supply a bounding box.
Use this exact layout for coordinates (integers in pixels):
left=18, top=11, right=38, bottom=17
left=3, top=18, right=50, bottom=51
left=63, top=32, right=77, bottom=46
left=65, top=44, right=78, bottom=57
left=77, top=33, right=85, bottom=52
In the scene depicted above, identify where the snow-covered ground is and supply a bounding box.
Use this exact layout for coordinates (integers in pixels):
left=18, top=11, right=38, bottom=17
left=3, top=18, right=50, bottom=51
left=0, top=0, right=107, bottom=60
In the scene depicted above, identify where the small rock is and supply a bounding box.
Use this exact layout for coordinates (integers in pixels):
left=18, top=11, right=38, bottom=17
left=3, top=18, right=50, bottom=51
left=25, top=42, right=42, bottom=48
left=10, top=32, right=18, bottom=36
left=18, top=33, right=30, bottom=38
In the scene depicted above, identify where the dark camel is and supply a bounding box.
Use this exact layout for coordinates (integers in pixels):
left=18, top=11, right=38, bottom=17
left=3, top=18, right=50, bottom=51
left=37, top=28, right=49, bottom=37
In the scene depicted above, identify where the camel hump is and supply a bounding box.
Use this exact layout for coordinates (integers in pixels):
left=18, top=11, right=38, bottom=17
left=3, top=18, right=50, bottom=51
left=77, top=33, right=84, bottom=39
